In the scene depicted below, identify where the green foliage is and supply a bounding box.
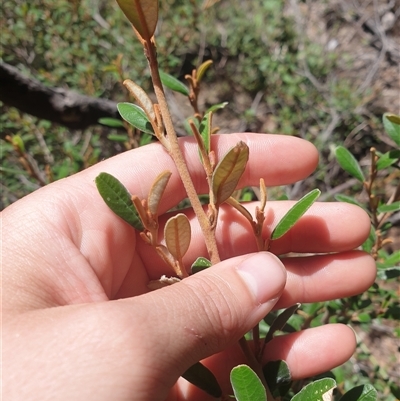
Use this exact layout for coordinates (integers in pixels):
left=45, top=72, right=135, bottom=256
left=230, top=365, right=267, bottom=401
left=290, top=378, right=336, bottom=401
left=271, top=189, right=321, bottom=239
left=95, top=172, right=144, bottom=230
left=117, top=102, right=155, bottom=135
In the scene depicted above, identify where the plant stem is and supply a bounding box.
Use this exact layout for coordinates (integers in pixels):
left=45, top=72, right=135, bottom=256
left=145, top=40, right=220, bottom=265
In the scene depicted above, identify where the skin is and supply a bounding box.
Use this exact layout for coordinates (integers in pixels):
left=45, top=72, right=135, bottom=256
left=2, top=133, right=376, bottom=401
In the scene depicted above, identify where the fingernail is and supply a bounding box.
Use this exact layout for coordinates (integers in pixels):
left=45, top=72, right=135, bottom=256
left=237, top=252, right=286, bottom=304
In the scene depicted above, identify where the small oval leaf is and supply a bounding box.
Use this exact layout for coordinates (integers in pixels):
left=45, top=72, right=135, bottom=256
left=95, top=172, right=144, bottom=230
left=212, top=141, right=249, bottom=206
left=338, top=383, right=377, bottom=401
left=159, top=71, right=190, bottom=96
left=117, top=102, right=155, bottom=135
left=123, top=80, right=156, bottom=122
left=291, top=378, right=336, bottom=401
left=191, top=257, right=212, bottom=274
left=182, top=362, right=222, bottom=398
left=115, top=0, right=158, bottom=40
left=271, top=189, right=321, bottom=240
left=148, top=170, right=172, bottom=216
left=164, top=214, right=191, bottom=261
left=335, top=146, right=365, bottom=182
left=383, top=113, right=400, bottom=146
left=230, top=365, right=267, bottom=401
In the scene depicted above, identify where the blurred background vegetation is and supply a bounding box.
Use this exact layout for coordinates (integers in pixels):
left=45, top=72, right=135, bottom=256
left=1, top=0, right=399, bottom=399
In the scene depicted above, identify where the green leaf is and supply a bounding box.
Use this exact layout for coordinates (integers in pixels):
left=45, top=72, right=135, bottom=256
left=335, top=146, right=365, bottom=182
left=377, top=201, right=400, bottom=213
left=115, top=0, right=158, bottom=40
left=338, top=383, right=377, bottom=401
left=191, top=257, right=212, bottom=274
left=140, top=133, right=153, bottom=146
left=159, top=70, right=190, bottom=96
left=117, top=103, right=154, bottom=135
left=107, top=134, right=128, bottom=142
left=334, top=194, right=364, bottom=208
left=206, top=101, right=229, bottom=113
left=212, top=141, right=249, bottom=206
left=376, top=150, right=400, bottom=170
left=230, top=365, right=266, bottom=401
left=95, top=172, right=144, bottom=230
left=182, top=361, right=222, bottom=398
left=271, top=189, right=321, bottom=240
left=291, top=378, right=336, bottom=401
left=199, top=111, right=213, bottom=154
left=263, top=360, right=291, bottom=397
left=98, top=117, right=124, bottom=128
left=383, top=113, right=400, bottom=146
left=265, top=304, right=300, bottom=343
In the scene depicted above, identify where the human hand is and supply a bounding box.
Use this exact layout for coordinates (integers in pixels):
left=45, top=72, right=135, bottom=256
left=2, top=134, right=375, bottom=400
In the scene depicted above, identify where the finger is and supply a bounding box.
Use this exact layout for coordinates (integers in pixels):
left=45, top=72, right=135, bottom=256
left=4, top=252, right=286, bottom=401
left=175, top=324, right=356, bottom=400
left=262, top=324, right=356, bottom=378
left=14, top=133, right=316, bottom=223
left=118, top=252, right=287, bottom=400
left=133, top=201, right=371, bottom=279
left=275, top=250, right=376, bottom=309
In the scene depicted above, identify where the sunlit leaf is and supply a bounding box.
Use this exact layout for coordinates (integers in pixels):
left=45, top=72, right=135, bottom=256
left=263, top=360, right=291, bottom=396
left=148, top=170, right=172, bottom=216
left=338, top=383, right=377, bottom=401
left=383, top=113, right=400, bottom=146
left=271, top=189, right=321, bottom=240
left=123, top=80, right=155, bottom=122
left=99, top=117, right=124, bottom=128
left=95, top=172, right=144, bottom=230
left=291, top=378, right=336, bottom=401
left=117, top=102, right=154, bottom=135
left=377, top=201, right=400, bottom=213
left=230, top=365, right=266, bottom=401
left=159, top=71, right=190, bottom=96
left=191, top=257, right=212, bottom=274
left=212, top=141, right=249, bottom=206
left=206, top=101, right=228, bottom=113
left=196, top=60, right=213, bottom=82
left=182, top=362, right=222, bottom=398
left=164, top=214, right=191, bottom=261
left=376, top=150, right=400, bottom=170
left=115, top=0, right=158, bottom=41
left=335, top=146, right=365, bottom=182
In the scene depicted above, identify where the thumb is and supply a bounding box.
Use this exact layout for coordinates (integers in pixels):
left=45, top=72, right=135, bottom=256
left=123, top=252, right=286, bottom=391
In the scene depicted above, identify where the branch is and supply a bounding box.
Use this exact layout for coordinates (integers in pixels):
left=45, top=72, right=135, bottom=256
left=0, top=62, right=121, bottom=130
